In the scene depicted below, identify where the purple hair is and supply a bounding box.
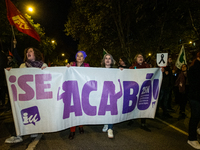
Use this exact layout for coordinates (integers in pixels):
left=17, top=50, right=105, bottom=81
left=75, top=51, right=87, bottom=59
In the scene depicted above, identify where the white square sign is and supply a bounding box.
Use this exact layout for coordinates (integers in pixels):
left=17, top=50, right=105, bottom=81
left=156, top=53, right=168, bottom=67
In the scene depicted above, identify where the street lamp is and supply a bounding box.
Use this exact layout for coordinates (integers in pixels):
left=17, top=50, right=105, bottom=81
left=27, top=6, right=33, bottom=12
left=62, top=53, right=65, bottom=57
left=189, top=41, right=192, bottom=44
left=51, top=40, right=55, bottom=44
left=148, top=53, right=151, bottom=56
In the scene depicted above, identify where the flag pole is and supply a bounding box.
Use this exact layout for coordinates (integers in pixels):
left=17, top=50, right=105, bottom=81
left=11, top=25, right=16, bottom=40
left=10, top=25, right=16, bottom=53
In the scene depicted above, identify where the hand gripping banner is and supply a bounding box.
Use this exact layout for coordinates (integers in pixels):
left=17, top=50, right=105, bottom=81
left=5, top=67, right=162, bottom=136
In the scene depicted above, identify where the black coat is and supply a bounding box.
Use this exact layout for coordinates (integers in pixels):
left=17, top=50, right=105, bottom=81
left=161, top=66, right=173, bottom=90
left=0, top=51, right=7, bottom=86
left=188, top=60, right=200, bottom=100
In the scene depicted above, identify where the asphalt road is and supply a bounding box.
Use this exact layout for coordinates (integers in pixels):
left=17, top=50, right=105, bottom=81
left=0, top=101, right=198, bottom=150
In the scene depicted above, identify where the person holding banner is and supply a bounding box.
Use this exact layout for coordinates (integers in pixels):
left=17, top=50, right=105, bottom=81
left=118, top=57, right=130, bottom=69
left=129, top=53, right=151, bottom=132
left=101, top=53, right=117, bottom=138
left=187, top=52, right=200, bottom=149
left=5, top=46, right=47, bottom=143
left=67, top=51, right=89, bottom=140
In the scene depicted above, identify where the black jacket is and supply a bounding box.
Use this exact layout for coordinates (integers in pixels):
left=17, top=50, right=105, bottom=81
left=188, top=60, right=200, bottom=100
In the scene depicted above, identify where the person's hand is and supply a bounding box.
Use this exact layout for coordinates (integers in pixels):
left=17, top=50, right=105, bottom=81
left=179, top=82, right=182, bottom=87
left=161, top=67, right=164, bottom=72
left=66, top=64, right=71, bottom=67
left=6, top=67, right=12, bottom=71
left=41, top=66, right=47, bottom=70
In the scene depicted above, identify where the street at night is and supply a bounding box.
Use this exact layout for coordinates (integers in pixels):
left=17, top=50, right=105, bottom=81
left=0, top=101, right=197, bottom=150
left=1, top=0, right=200, bottom=150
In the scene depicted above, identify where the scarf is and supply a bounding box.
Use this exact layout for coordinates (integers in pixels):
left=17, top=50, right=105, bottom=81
left=25, top=60, right=44, bottom=68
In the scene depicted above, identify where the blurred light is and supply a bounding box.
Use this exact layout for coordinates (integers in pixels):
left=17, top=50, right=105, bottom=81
left=148, top=53, right=151, bottom=56
left=193, top=42, right=196, bottom=46
left=28, top=7, right=33, bottom=12
left=189, top=41, right=192, bottom=44
left=62, top=53, right=65, bottom=56
left=51, top=40, right=55, bottom=44
left=65, top=59, right=68, bottom=63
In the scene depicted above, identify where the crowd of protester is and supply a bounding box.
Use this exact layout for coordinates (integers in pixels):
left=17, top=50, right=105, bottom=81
left=1, top=39, right=200, bottom=149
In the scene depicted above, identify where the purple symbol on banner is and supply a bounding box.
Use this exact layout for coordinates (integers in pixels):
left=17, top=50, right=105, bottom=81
left=21, top=106, right=40, bottom=125
left=57, top=81, right=82, bottom=119
left=137, top=73, right=153, bottom=110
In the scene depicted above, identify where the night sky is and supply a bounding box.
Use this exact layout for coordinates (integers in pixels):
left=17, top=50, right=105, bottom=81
left=20, top=0, right=78, bottom=59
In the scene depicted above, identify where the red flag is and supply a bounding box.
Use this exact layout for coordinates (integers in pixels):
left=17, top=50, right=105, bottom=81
left=5, top=0, right=40, bottom=41
left=9, top=50, right=13, bottom=56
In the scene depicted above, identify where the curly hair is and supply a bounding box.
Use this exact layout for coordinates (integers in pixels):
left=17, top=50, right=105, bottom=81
left=101, top=54, right=114, bottom=67
left=133, top=53, right=144, bottom=63
left=24, top=47, right=44, bottom=62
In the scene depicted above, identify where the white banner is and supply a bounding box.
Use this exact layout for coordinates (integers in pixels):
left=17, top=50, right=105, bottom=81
left=5, top=67, right=162, bottom=136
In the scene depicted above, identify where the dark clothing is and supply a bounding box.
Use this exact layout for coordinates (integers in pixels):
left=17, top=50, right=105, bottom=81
left=129, top=62, right=150, bottom=69
left=188, top=60, right=200, bottom=141
left=118, top=65, right=129, bottom=69
left=175, top=71, right=188, bottom=114
left=158, top=89, right=170, bottom=115
left=0, top=51, right=7, bottom=105
left=7, top=60, right=18, bottom=68
left=157, top=66, right=173, bottom=117
left=188, top=60, right=200, bottom=101
left=175, top=71, right=188, bottom=94
left=188, top=99, right=200, bottom=141
left=12, top=48, right=23, bottom=65
left=161, top=66, right=173, bottom=90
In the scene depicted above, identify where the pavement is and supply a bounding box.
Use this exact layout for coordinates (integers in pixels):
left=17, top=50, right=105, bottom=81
left=0, top=99, right=198, bottom=150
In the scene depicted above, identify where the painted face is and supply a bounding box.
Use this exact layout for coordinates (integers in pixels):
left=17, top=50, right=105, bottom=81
left=119, top=58, right=125, bottom=66
left=181, top=65, right=187, bottom=72
left=105, top=55, right=112, bottom=66
left=76, top=52, right=84, bottom=63
left=27, top=48, right=35, bottom=61
left=136, top=54, right=143, bottom=64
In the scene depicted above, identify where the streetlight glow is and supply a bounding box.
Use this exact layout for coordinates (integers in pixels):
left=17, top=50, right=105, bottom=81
left=148, top=53, right=151, bottom=56
left=28, top=7, right=33, bottom=12
left=51, top=40, right=55, bottom=44
left=189, top=41, right=192, bottom=44
left=62, top=53, right=65, bottom=56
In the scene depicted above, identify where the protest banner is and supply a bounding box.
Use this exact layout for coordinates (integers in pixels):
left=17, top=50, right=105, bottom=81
left=5, top=67, right=162, bottom=136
